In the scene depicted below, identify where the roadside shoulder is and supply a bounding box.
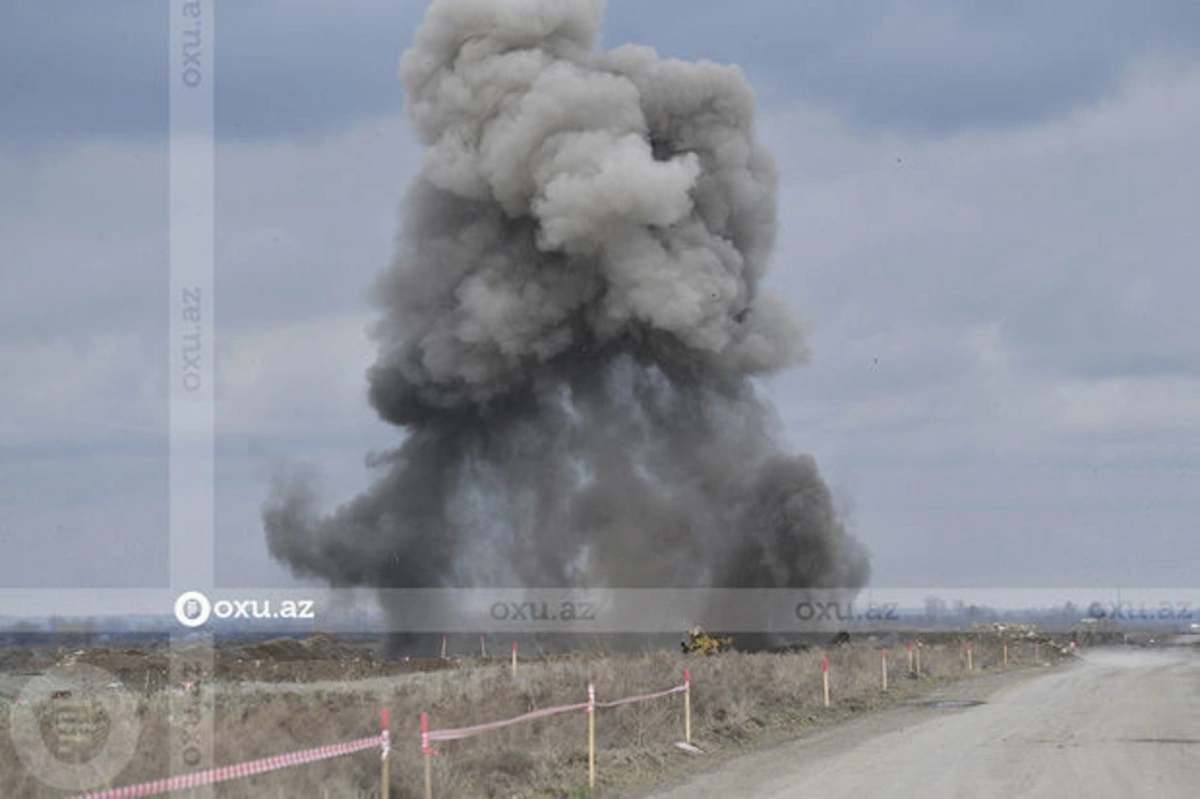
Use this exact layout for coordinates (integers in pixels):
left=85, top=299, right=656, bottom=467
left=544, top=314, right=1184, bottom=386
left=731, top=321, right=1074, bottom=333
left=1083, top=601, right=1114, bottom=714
left=634, top=660, right=1072, bottom=799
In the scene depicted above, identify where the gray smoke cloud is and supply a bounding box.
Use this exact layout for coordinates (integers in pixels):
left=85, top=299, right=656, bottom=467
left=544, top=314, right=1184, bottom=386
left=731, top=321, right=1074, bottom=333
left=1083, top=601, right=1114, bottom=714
left=264, top=0, right=869, bottom=637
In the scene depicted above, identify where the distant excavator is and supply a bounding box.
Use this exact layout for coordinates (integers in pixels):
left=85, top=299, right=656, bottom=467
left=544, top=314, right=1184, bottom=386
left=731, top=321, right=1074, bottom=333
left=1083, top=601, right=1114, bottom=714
left=682, top=625, right=734, bottom=655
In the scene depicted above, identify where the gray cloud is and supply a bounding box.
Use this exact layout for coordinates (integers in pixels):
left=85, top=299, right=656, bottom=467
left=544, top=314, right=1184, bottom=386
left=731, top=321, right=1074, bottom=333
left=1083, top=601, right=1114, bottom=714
left=762, top=59, right=1200, bottom=388
left=607, top=0, right=1200, bottom=134
left=0, top=1, right=168, bottom=146
left=757, top=61, right=1200, bottom=586
left=7, top=1, right=1200, bottom=148
left=0, top=453, right=167, bottom=589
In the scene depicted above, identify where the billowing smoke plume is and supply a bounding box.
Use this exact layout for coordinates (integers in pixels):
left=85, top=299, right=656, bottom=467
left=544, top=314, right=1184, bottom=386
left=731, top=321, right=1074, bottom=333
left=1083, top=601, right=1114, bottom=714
left=265, top=0, right=869, bottom=629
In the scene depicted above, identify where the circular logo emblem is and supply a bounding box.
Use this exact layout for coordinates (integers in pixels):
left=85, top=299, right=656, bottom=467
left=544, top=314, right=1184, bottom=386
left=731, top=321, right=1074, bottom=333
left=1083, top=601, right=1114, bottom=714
left=174, top=590, right=211, bottom=628
left=10, top=662, right=141, bottom=791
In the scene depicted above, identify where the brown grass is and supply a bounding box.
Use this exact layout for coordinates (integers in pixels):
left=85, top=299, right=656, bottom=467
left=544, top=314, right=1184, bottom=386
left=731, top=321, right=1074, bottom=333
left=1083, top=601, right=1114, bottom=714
left=0, top=634, right=1061, bottom=798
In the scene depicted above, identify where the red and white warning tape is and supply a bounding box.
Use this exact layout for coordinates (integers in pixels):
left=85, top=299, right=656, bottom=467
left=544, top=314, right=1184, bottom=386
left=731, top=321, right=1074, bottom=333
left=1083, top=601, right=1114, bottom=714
left=70, top=733, right=385, bottom=799
left=426, top=701, right=590, bottom=742
left=593, top=683, right=687, bottom=709
left=424, top=679, right=688, bottom=746
left=65, top=677, right=689, bottom=797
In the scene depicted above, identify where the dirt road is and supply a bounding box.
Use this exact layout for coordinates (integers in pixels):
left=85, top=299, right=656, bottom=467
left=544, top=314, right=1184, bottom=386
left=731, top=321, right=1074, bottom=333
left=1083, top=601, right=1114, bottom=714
left=649, top=648, right=1200, bottom=798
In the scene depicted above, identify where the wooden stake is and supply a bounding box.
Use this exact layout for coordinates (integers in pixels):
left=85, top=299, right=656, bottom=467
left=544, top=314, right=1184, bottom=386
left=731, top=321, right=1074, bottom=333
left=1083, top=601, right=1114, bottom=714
left=380, top=708, right=390, bottom=799
left=587, top=683, right=596, bottom=790
left=1003, top=638, right=1008, bottom=668
left=421, top=712, right=433, bottom=799
left=881, top=649, right=888, bottom=692
left=822, top=657, right=830, bottom=708
left=684, top=668, right=692, bottom=744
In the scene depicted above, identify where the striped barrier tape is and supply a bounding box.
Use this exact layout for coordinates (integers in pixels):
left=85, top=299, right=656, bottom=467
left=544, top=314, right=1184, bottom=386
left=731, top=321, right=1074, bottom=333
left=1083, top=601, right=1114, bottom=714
left=62, top=678, right=687, bottom=796
left=70, top=733, right=385, bottom=799
left=593, top=683, right=687, bottom=709
left=426, top=701, right=591, bottom=743
left=424, top=680, right=688, bottom=747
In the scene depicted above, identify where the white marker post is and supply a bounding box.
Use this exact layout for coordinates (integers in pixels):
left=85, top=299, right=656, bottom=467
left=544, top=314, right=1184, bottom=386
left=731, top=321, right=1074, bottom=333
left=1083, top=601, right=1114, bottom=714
left=1003, top=638, right=1008, bottom=668
left=967, top=640, right=973, bottom=672
left=881, top=648, right=888, bottom=692
left=587, top=683, right=596, bottom=790
left=684, top=668, right=692, bottom=744
left=822, top=657, right=830, bottom=708
left=915, top=641, right=922, bottom=678
left=380, top=708, right=390, bottom=799
left=511, top=641, right=518, bottom=679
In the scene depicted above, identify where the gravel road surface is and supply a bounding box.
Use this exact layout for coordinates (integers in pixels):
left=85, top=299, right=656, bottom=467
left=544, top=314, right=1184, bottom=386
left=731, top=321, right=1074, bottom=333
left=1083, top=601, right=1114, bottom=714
left=648, top=647, right=1200, bottom=799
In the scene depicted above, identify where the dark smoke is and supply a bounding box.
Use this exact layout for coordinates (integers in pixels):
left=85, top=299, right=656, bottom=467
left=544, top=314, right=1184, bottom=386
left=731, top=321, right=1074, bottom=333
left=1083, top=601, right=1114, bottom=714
left=264, top=0, right=869, bottom=637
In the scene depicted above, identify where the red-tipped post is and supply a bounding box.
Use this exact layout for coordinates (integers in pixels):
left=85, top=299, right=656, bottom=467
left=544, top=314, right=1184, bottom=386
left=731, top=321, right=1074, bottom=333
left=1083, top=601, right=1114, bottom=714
left=381, top=708, right=391, bottom=799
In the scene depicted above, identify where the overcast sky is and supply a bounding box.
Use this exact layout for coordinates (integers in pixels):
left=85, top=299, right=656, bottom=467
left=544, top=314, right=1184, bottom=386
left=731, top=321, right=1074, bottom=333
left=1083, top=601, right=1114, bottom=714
left=2, top=0, right=1198, bottom=596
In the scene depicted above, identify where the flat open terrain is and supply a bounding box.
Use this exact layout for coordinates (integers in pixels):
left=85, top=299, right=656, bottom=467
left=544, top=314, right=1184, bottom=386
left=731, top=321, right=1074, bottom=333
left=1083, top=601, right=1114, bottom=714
left=647, top=645, right=1200, bottom=798
left=0, top=633, right=1084, bottom=796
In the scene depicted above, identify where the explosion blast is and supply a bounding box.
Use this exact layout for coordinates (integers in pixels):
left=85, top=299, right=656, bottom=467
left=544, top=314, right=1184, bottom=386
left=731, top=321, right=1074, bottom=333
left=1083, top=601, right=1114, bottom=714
left=264, top=0, right=870, bottom=643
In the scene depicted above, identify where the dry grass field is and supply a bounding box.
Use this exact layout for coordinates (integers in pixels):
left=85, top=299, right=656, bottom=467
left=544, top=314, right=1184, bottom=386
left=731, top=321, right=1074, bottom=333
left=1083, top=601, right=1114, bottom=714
left=0, top=633, right=1067, bottom=798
